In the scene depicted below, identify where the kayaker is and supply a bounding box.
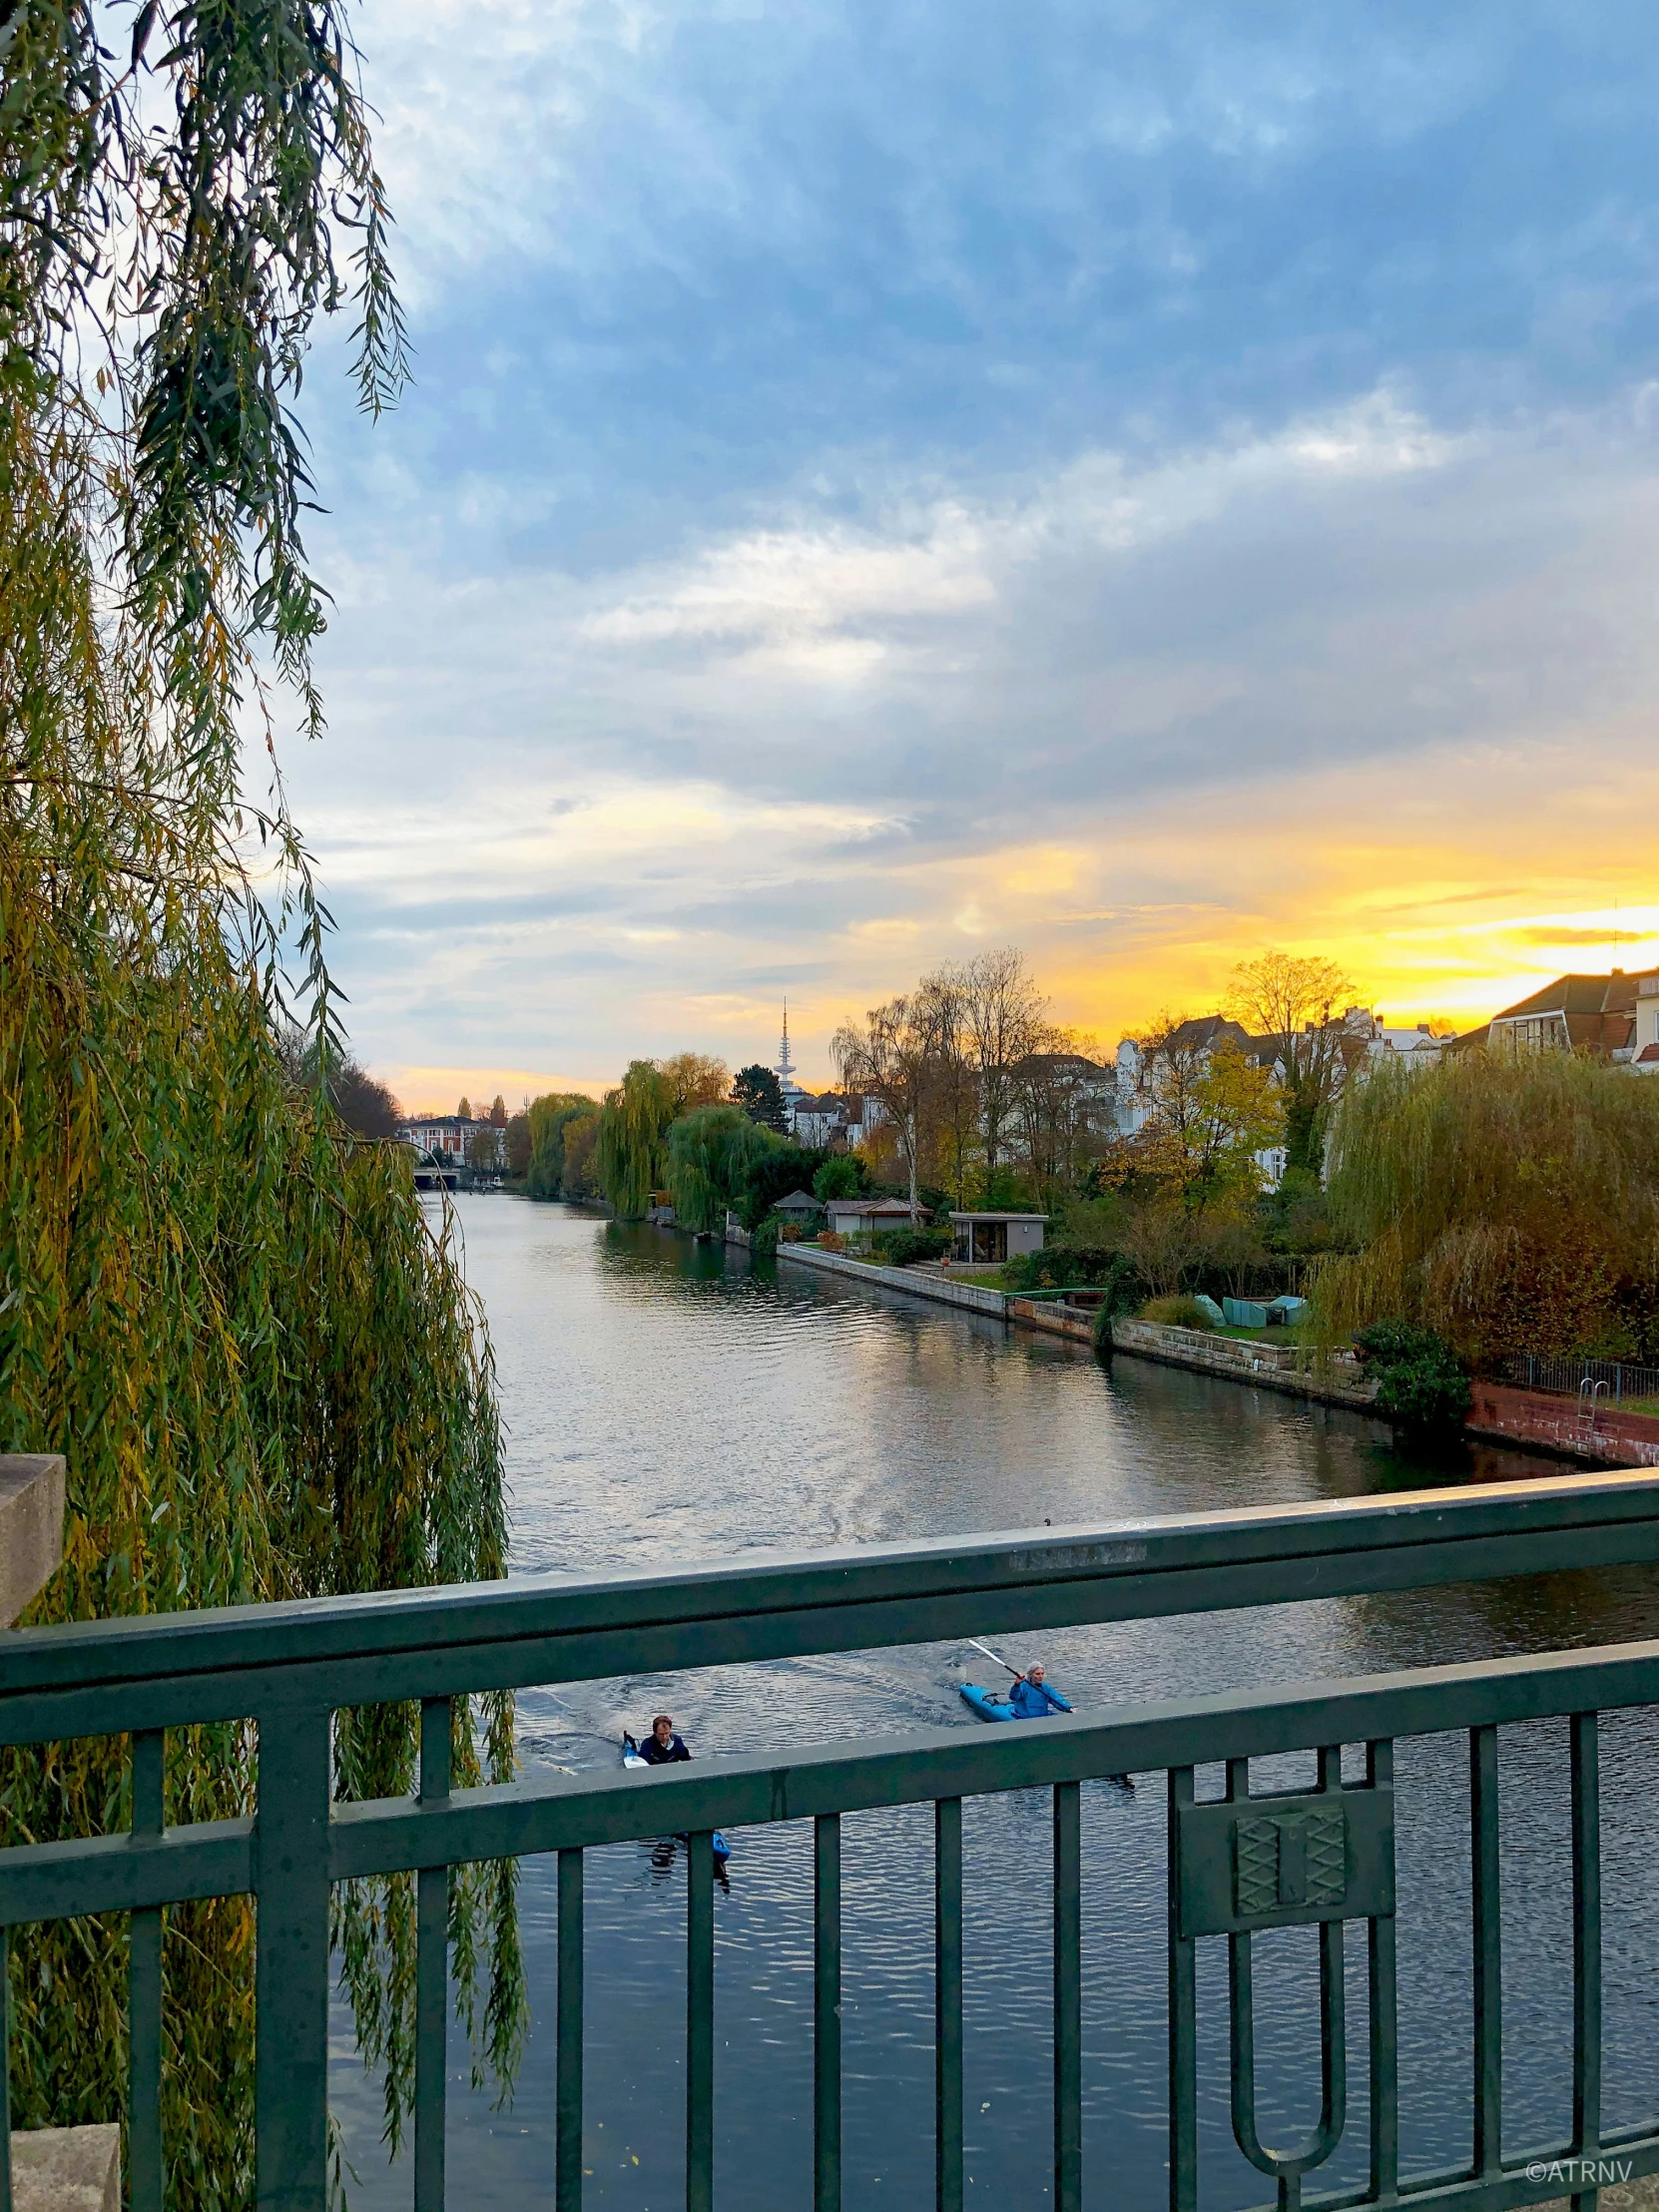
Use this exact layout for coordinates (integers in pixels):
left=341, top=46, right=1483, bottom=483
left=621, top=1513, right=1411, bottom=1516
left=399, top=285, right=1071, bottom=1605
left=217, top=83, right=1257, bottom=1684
left=637, top=1714, right=692, bottom=1764
left=1006, top=1663, right=1070, bottom=1719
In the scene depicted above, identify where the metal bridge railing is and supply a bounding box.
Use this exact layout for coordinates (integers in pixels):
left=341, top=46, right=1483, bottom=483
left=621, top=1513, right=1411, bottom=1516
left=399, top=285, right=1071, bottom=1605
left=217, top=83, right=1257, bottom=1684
left=8, top=1471, right=1659, bottom=2212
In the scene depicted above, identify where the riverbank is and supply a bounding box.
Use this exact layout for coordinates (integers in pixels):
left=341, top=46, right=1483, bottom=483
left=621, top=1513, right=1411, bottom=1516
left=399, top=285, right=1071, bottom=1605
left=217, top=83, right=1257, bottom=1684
left=777, top=1238, right=1659, bottom=1468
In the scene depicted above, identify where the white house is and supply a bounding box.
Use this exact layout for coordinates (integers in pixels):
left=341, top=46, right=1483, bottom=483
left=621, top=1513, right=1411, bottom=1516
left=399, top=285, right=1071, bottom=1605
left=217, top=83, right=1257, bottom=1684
left=401, top=1114, right=490, bottom=1161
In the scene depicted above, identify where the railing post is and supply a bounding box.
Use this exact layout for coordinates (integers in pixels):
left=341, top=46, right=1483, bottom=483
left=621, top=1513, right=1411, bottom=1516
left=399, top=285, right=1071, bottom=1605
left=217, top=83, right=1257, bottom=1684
left=1470, top=1726, right=1501, bottom=2178
left=556, top=1850, right=584, bottom=2212
left=255, top=1699, right=333, bottom=2212
left=130, top=1730, right=167, bottom=2212
left=1367, top=1741, right=1397, bottom=2203
left=415, top=1699, right=451, bottom=2212
left=934, top=1797, right=962, bottom=2212
left=814, top=1815, right=841, bottom=2212
left=0, top=1925, right=12, bottom=2212
left=1571, top=1713, right=1601, bottom=2212
left=1052, top=1783, right=1081, bottom=2212
left=686, top=1833, right=715, bottom=2212
left=1167, top=1769, right=1197, bottom=2212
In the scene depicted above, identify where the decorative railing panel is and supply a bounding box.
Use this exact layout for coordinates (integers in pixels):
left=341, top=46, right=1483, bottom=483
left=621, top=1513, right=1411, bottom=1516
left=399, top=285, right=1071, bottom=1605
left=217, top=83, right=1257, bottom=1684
left=6, top=1471, right=1659, bottom=2211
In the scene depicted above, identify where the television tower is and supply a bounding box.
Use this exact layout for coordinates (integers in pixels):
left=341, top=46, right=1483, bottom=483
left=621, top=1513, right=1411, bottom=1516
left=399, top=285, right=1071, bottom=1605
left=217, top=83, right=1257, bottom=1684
left=776, top=1000, right=796, bottom=1083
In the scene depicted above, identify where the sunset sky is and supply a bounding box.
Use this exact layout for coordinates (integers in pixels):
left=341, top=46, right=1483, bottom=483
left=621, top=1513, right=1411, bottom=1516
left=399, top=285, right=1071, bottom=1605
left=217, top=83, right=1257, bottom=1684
left=279, top=0, right=1659, bottom=1110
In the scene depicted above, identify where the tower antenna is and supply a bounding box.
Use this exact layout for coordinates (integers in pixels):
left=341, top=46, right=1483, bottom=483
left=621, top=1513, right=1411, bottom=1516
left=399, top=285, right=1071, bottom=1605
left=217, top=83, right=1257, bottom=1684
left=776, top=999, right=796, bottom=1083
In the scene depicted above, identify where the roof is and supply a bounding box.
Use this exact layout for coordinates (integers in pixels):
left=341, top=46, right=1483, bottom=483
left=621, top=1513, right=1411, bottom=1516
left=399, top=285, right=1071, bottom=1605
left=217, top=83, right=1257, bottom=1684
left=774, top=1189, right=824, bottom=1210
left=1637, top=1043, right=1659, bottom=1065
left=1490, top=970, right=1659, bottom=1023
left=826, top=1196, right=914, bottom=1216
left=948, top=1211, right=1048, bottom=1223
left=792, top=1093, right=846, bottom=1114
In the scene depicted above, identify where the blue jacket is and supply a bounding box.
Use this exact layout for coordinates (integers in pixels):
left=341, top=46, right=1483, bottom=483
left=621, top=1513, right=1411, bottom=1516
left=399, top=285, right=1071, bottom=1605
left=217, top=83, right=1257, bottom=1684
left=1007, top=1677, right=1070, bottom=1719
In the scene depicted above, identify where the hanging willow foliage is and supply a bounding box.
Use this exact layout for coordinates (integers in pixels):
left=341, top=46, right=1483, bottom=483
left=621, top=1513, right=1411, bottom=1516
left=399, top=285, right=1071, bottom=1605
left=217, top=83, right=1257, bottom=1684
left=0, top=1, right=522, bottom=2201
left=595, top=1061, right=676, bottom=1218
left=1312, top=1048, right=1659, bottom=1366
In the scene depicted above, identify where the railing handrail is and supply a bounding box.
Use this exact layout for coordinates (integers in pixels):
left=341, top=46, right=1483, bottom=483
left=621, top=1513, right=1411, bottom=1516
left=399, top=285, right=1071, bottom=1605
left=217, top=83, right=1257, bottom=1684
left=6, top=1470, right=1659, bottom=1744
left=10, top=1631, right=1659, bottom=1928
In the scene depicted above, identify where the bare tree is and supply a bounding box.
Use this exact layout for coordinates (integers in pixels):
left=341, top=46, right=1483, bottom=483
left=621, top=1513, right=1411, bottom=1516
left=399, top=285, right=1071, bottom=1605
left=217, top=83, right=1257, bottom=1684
left=832, top=995, right=946, bottom=1218
left=1224, top=950, right=1356, bottom=1174
left=952, top=947, right=1048, bottom=1180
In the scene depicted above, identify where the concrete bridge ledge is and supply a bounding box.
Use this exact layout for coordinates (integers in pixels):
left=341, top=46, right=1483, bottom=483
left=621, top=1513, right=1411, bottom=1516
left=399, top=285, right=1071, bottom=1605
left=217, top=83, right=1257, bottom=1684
left=0, top=1454, right=66, bottom=1628
left=8, top=2126, right=121, bottom=2212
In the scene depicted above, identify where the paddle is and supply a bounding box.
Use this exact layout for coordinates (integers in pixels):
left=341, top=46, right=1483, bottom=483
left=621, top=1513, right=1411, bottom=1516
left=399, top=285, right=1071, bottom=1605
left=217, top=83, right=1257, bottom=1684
left=966, top=1635, right=1022, bottom=1679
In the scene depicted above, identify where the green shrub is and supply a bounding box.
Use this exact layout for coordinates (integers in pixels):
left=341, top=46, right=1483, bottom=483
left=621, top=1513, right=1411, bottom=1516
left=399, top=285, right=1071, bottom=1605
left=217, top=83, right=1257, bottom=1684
left=1356, top=1320, right=1471, bottom=1433
left=813, top=1155, right=866, bottom=1202
left=1140, top=1293, right=1218, bottom=1331
left=750, top=1215, right=782, bottom=1257
left=873, top=1227, right=952, bottom=1267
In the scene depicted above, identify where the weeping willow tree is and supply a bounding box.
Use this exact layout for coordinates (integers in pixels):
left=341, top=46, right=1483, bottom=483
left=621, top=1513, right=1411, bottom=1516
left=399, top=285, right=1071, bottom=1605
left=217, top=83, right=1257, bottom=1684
left=1313, top=1049, right=1659, bottom=1365
left=595, top=1060, right=676, bottom=1217
left=0, top=1, right=522, bottom=2200
left=524, top=1092, right=600, bottom=1201
left=665, top=1104, right=791, bottom=1234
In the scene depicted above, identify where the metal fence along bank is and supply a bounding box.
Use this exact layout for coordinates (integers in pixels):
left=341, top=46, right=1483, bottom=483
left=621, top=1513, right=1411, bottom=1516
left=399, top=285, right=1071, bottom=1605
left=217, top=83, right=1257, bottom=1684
left=7, top=1471, right=1659, bottom=2212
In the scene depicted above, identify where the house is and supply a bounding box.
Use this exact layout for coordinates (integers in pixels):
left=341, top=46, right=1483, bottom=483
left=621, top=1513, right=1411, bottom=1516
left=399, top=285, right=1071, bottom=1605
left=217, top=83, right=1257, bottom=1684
left=790, top=1092, right=851, bottom=1145
left=950, top=1211, right=1046, bottom=1264
left=773, top=1189, right=825, bottom=1226
left=1485, top=969, right=1659, bottom=1059
left=1632, top=974, right=1659, bottom=1074
left=401, top=1114, right=489, bottom=1162
left=825, top=1197, right=916, bottom=1240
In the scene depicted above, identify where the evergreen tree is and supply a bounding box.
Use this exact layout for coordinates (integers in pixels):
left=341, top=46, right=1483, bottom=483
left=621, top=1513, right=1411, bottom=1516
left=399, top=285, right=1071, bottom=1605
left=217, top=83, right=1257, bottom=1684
left=733, top=1063, right=790, bottom=1132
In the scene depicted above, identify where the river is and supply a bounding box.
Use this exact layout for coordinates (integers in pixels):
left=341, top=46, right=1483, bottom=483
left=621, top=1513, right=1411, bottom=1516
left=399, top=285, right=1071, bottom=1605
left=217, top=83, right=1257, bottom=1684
left=330, top=1200, right=1659, bottom=2212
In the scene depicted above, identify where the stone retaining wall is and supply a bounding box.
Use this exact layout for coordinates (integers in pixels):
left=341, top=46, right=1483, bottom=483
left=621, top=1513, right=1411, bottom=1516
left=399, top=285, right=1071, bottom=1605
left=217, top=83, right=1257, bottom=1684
left=776, top=1242, right=1010, bottom=1317
left=1108, top=1320, right=1382, bottom=1410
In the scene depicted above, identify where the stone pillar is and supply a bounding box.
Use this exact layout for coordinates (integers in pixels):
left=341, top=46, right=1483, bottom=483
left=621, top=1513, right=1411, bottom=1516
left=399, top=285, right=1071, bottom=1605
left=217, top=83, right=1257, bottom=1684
left=0, top=1455, right=66, bottom=1628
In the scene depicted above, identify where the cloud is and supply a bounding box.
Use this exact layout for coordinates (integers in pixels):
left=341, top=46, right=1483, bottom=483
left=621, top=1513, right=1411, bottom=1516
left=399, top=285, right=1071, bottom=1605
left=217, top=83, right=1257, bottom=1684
left=270, top=2, right=1659, bottom=1086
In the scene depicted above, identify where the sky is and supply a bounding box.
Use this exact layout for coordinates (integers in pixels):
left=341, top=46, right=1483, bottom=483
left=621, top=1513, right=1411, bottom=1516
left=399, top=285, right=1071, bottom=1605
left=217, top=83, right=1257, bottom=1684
left=276, top=0, right=1659, bottom=1109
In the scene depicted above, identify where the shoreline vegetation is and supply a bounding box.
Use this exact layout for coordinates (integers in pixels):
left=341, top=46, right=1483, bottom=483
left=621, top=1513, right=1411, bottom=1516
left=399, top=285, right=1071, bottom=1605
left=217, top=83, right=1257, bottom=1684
left=2, top=15, right=519, bottom=2195
left=522, top=969, right=1659, bottom=1460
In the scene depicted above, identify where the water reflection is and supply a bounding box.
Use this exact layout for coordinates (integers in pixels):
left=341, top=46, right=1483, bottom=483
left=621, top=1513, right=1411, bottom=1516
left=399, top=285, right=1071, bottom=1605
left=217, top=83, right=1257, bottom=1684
left=329, top=1203, right=1659, bottom=2212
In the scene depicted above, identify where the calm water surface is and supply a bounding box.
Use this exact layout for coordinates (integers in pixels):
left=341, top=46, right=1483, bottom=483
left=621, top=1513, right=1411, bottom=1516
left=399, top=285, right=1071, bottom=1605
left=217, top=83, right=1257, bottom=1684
left=331, top=1201, right=1659, bottom=2212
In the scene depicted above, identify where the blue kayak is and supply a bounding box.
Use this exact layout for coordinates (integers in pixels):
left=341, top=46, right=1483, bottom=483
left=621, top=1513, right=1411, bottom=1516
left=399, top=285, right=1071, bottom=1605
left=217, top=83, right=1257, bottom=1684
left=623, top=1736, right=731, bottom=1861
left=959, top=1681, right=1070, bottom=1722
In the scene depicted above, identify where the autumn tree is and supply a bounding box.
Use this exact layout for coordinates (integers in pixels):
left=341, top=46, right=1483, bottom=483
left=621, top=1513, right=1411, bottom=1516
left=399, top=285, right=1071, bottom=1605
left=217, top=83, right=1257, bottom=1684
left=660, top=1052, right=730, bottom=1114
left=1225, top=950, right=1357, bottom=1175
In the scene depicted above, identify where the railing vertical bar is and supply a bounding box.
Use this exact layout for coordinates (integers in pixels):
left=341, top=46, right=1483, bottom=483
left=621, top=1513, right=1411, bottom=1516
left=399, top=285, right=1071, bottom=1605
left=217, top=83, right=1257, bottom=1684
left=687, top=1832, right=715, bottom=2212
left=1366, top=1740, right=1397, bottom=2203
left=556, top=1849, right=584, bottom=2212
left=1469, top=1724, right=1501, bottom=2178
left=1053, top=1782, right=1081, bottom=2212
left=0, top=1924, right=12, bottom=2212
left=254, top=1700, right=333, bottom=2212
left=1571, top=1711, right=1601, bottom=2208
left=815, top=1815, right=841, bottom=2212
left=935, top=1796, right=963, bottom=2212
left=415, top=1698, right=452, bottom=2212
left=130, top=1729, right=167, bottom=2212
left=1168, top=1768, right=1197, bottom=2212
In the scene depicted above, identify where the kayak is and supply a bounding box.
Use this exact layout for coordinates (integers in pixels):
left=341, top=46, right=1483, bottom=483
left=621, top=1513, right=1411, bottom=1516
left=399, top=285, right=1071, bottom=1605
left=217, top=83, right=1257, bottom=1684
left=959, top=1682, right=1019, bottom=1722
left=622, top=1735, right=732, bottom=1861
left=958, top=1686, right=1133, bottom=1785
left=959, top=1681, right=1070, bottom=1722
